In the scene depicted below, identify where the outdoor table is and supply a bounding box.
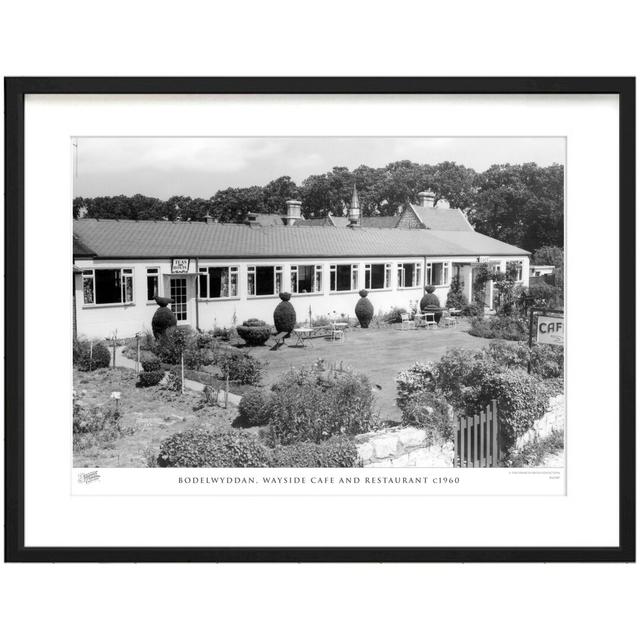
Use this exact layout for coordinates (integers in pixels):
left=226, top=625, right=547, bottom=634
left=293, top=327, right=314, bottom=347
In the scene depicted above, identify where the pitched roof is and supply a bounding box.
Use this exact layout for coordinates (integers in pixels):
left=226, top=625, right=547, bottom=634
left=296, top=217, right=336, bottom=227
left=245, top=213, right=285, bottom=226
left=299, top=215, right=398, bottom=229
left=73, top=234, right=96, bottom=257
left=409, top=204, right=474, bottom=231
left=73, top=218, right=528, bottom=260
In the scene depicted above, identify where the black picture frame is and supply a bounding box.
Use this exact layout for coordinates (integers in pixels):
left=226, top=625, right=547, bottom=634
left=4, top=77, right=635, bottom=563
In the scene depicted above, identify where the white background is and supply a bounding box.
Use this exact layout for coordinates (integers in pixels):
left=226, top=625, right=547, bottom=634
left=1, top=1, right=638, bottom=639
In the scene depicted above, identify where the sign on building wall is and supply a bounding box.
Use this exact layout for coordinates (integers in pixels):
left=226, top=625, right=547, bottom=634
left=537, top=315, right=564, bottom=345
left=171, top=258, right=190, bottom=274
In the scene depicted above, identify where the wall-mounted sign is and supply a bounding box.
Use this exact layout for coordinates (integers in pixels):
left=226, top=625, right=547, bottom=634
left=537, top=315, right=564, bottom=345
left=171, top=258, right=190, bottom=274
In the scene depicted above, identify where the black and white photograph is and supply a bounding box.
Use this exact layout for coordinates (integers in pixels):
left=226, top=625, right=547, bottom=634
left=72, top=136, right=565, bottom=472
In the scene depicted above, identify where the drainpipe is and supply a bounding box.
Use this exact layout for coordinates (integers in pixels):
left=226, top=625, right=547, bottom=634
left=195, top=257, right=200, bottom=331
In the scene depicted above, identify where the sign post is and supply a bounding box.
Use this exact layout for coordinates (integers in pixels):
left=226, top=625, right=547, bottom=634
left=528, top=307, right=564, bottom=372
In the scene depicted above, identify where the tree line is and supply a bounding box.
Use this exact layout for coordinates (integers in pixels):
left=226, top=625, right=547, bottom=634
left=73, top=160, right=564, bottom=252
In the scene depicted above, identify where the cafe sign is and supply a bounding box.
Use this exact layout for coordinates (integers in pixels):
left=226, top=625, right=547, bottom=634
left=536, top=315, right=564, bottom=345
left=171, top=258, right=190, bottom=274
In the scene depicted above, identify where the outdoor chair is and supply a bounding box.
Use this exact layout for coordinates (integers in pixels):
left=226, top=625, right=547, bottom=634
left=423, top=312, right=437, bottom=329
left=400, top=313, right=415, bottom=330
left=441, top=310, right=458, bottom=328
left=330, top=326, right=345, bottom=344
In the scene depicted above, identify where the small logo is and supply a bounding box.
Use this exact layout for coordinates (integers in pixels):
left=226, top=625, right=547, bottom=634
left=78, top=470, right=101, bottom=484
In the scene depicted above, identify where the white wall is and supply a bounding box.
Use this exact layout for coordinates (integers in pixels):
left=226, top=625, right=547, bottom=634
left=74, top=254, right=529, bottom=339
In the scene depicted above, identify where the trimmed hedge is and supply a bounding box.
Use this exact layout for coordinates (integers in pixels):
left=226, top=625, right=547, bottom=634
left=355, top=290, right=374, bottom=328
left=468, top=315, right=527, bottom=340
left=151, top=303, right=177, bottom=339
left=141, top=354, right=162, bottom=372
left=236, top=319, right=272, bottom=346
left=73, top=340, right=111, bottom=371
left=270, top=437, right=362, bottom=468
left=157, top=429, right=271, bottom=467
left=137, top=370, right=165, bottom=387
left=273, top=292, right=296, bottom=336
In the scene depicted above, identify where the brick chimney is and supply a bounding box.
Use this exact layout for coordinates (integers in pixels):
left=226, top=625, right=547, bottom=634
left=418, top=190, right=435, bottom=208
left=284, top=199, right=302, bottom=226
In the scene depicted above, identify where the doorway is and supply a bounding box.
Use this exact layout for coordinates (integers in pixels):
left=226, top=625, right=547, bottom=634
left=169, top=277, right=188, bottom=322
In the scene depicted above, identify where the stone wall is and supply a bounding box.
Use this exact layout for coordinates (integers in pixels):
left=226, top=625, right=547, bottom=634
left=515, top=394, right=565, bottom=449
left=356, top=426, right=454, bottom=468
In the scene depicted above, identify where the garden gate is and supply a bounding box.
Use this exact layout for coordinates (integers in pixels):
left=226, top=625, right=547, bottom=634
left=454, top=400, right=502, bottom=467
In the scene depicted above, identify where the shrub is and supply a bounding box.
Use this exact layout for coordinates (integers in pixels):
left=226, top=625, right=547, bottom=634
left=141, top=354, right=162, bottom=372
left=468, top=315, right=527, bottom=340
left=400, top=390, right=455, bottom=442
left=154, top=326, right=195, bottom=364
left=268, top=365, right=377, bottom=445
left=238, top=388, right=273, bottom=426
left=73, top=399, right=126, bottom=449
left=270, top=437, right=362, bottom=468
left=157, top=428, right=271, bottom=467
left=382, top=306, right=407, bottom=324
left=446, top=275, right=468, bottom=309
left=137, top=370, right=165, bottom=387
left=395, top=362, right=437, bottom=411
left=164, top=371, right=183, bottom=392
left=461, top=302, right=482, bottom=316
left=73, top=340, right=111, bottom=371
left=503, top=429, right=564, bottom=467
left=526, top=282, right=563, bottom=309
left=216, top=350, right=264, bottom=385
left=273, top=292, right=296, bottom=336
left=236, top=319, right=272, bottom=346
left=420, top=286, right=442, bottom=323
left=468, top=368, right=553, bottom=449
left=485, top=341, right=530, bottom=370
left=530, top=344, right=564, bottom=379
left=355, top=290, right=374, bottom=328
left=151, top=296, right=177, bottom=338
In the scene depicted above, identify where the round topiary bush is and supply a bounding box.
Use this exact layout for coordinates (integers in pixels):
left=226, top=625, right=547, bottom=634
left=141, top=354, right=162, bottom=372
left=73, top=340, right=111, bottom=371
left=151, top=295, right=177, bottom=339
left=137, top=370, right=165, bottom=387
left=355, top=289, right=374, bottom=328
left=420, top=285, right=443, bottom=324
left=238, top=388, right=273, bottom=426
left=236, top=319, right=272, bottom=346
left=273, top=292, right=296, bottom=337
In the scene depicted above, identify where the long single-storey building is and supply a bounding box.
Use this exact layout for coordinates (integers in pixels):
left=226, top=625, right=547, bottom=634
left=72, top=189, right=530, bottom=339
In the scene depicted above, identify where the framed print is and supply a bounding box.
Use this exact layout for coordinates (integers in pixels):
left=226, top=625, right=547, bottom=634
left=4, top=77, right=635, bottom=562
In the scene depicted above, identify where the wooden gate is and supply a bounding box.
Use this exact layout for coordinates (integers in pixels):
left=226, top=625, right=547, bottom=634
left=454, top=399, right=501, bottom=467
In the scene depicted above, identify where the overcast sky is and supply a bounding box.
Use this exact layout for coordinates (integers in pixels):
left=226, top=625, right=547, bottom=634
left=73, top=137, right=565, bottom=199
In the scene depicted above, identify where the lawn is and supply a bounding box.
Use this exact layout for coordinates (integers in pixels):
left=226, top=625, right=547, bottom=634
left=73, top=367, right=238, bottom=468
left=246, top=320, right=491, bottom=422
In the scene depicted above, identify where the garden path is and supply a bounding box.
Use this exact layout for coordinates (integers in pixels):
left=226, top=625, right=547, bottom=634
left=114, top=346, right=242, bottom=407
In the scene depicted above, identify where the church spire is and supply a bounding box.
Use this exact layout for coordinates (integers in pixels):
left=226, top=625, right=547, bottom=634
left=348, top=183, right=361, bottom=227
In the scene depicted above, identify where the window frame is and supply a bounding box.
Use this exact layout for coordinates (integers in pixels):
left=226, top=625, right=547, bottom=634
left=146, top=267, right=159, bottom=302
left=247, top=264, right=283, bottom=297
left=291, top=264, right=323, bottom=295
left=198, top=265, right=240, bottom=300
left=425, top=261, right=451, bottom=287
left=329, top=263, right=359, bottom=293
left=397, top=261, right=423, bottom=289
left=364, top=262, right=392, bottom=290
left=81, top=267, right=135, bottom=307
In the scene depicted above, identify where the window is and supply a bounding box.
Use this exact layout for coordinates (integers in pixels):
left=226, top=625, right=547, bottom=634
left=291, top=264, right=323, bottom=294
left=198, top=266, right=239, bottom=298
left=146, top=268, right=159, bottom=301
left=365, top=263, right=392, bottom=290
left=425, top=261, right=450, bottom=286
left=247, top=265, right=283, bottom=296
left=82, top=268, right=134, bottom=305
left=330, top=264, right=358, bottom=292
left=507, top=261, right=523, bottom=282
left=397, top=262, right=423, bottom=288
